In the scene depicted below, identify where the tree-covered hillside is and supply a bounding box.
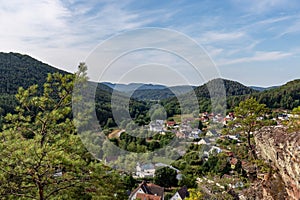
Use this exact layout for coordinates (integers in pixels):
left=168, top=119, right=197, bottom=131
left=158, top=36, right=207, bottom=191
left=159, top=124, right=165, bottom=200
left=0, top=52, right=69, bottom=114
left=0, top=53, right=151, bottom=128
left=0, top=52, right=299, bottom=122
left=228, top=79, right=300, bottom=110
left=0, top=52, right=68, bottom=95
left=163, top=78, right=300, bottom=115
left=193, top=78, right=256, bottom=98
left=161, top=79, right=257, bottom=116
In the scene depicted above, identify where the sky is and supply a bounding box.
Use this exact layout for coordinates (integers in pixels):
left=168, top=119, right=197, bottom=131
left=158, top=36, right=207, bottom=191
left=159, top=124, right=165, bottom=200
left=1, top=0, right=300, bottom=87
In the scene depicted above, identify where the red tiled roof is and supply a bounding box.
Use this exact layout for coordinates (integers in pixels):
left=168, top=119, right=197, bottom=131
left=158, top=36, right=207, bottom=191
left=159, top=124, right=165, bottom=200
left=136, top=193, right=161, bottom=200
left=167, top=121, right=176, bottom=126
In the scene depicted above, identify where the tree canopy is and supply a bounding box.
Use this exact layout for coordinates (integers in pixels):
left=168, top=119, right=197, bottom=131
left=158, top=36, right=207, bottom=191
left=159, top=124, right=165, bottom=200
left=224, top=97, right=268, bottom=159
left=0, top=64, right=126, bottom=199
left=154, top=167, right=178, bottom=188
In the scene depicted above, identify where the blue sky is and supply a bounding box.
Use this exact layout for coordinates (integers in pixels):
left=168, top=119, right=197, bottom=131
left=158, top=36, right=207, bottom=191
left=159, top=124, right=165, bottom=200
left=1, top=0, right=300, bottom=86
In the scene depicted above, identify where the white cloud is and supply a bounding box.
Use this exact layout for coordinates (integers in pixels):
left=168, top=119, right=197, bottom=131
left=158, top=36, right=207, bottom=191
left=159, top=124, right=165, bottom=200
left=200, top=31, right=245, bottom=43
left=204, top=46, right=224, bottom=58
left=231, top=0, right=298, bottom=14
left=0, top=0, right=162, bottom=71
left=0, top=0, right=70, bottom=37
left=277, top=18, right=300, bottom=37
left=218, top=51, right=293, bottom=66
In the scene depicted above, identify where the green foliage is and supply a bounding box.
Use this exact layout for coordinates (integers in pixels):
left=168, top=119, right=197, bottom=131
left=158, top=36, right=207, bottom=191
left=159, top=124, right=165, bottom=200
left=0, top=52, right=68, bottom=96
left=185, top=188, right=203, bottom=200
left=154, top=167, right=178, bottom=188
left=228, top=79, right=300, bottom=110
left=117, top=131, right=174, bottom=153
left=162, top=79, right=257, bottom=115
left=123, top=175, right=136, bottom=190
left=178, top=174, right=197, bottom=188
left=0, top=65, right=127, bottom=199
left=224, top=98, right=268, bottom=159
left=287, top=106, right=300, bottom=131
left=201, top=153, right=231, bottom=176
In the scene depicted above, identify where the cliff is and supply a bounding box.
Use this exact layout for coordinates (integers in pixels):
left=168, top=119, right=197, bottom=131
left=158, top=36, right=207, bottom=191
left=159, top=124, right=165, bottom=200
left=254, top=126, right=300, bottom=200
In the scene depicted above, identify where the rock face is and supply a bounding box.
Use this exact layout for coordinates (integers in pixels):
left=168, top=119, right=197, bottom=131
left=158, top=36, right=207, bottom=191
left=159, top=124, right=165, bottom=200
left=254, top=126, right=300, bottom=200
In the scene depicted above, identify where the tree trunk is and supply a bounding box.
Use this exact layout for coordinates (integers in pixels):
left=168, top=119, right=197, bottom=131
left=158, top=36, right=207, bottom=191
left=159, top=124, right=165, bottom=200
left=247, top=132, right=257, bottom=159
left=38, top=183, right=44, bottom=200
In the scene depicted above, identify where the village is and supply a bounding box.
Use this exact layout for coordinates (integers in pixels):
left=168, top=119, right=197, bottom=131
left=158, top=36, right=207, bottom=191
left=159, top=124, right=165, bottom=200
left=125, top=110, right=293, bottom=200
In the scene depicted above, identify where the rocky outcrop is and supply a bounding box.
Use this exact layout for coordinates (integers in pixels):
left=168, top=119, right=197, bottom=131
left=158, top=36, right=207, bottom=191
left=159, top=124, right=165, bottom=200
left=254, top=126, right=300, bottom=200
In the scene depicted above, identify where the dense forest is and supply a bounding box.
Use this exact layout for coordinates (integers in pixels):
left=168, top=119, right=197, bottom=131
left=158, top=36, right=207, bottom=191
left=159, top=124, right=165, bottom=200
left=162, top=78, right=300, bottom=115
left=0, top=52, right=300, bottom=128
left=0, top=53, right=150, bottom=127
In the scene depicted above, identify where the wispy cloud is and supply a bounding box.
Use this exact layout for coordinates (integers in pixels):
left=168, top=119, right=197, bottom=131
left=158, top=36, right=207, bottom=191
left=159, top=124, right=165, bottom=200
left=277, top=18, right=300, bottom=37
left=218, top=51, right=293, bottom=66
left=200, top=31, right=245, bottom=43
left=0, top=0, right=299, bottom=86
left=0, top=0, right=164, bottom=70
left=230, top=0, right=298, bottom=14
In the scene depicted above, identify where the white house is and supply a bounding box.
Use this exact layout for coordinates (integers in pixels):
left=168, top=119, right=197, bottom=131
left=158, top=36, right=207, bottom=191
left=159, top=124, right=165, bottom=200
left=208, top=146, right=222, bottom=155
left=136, top=163, right=156, bottom=178
left=206, top=129, right=219, bottom=137
left=150, top=120, right=164, bottom=132
left=170, top=186, right=189, bottom=200
left=197, top=138, right=211, bottom=145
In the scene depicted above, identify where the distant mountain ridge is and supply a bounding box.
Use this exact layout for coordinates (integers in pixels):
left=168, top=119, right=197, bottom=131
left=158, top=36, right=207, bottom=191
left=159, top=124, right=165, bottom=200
left=250, top=86, right=280, bottom=91
left=0, top=52, right=299, bottom=113
left=193, top=78, right=256, bottom=98
left=102, top=82, right=196, bottom=100
left=102, top=82, right=168, bottom=92
left=0, top=52, right=146, bottom=126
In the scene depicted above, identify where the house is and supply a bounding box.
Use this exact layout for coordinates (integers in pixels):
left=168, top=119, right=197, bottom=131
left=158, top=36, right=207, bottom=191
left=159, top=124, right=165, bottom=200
left=208, top=146, right=222, bottom=154
left=197, top=138, right=211, bottom=145
left=179, top=124, right=192, bottom=133
left=193, top=129, right=202, bottom=134
left=188, top=132, right=200, bottom=139
left=136, top=193, right=161, bottom=200
left=206, top=129, right=219, bottom=137
left=129, top=181, right=164, bottom=200
left=227, top=135, right=241, bottom=142
left=150, top=120, right=164, bottom=132
left=170, top=186, right=189, bottom=200
left=166, top=121, right=176, bottom=127
left=136, top=163, right=156, bottom=178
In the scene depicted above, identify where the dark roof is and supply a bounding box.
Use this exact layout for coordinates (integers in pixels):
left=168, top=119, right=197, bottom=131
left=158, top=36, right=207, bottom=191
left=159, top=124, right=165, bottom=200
left=177, top=186, right=189, bottom=199
left=146, top=183, right=164, bottom=197
left=201, top=138, right=211, bottom=143
left=130, top=181, right=164, bottom=199
left=208, top=129, right=218, bottom=135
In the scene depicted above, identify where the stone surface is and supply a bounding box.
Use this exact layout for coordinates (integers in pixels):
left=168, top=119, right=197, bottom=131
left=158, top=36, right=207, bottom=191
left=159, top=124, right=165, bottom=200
left=254, top=126, right=300, bottom=200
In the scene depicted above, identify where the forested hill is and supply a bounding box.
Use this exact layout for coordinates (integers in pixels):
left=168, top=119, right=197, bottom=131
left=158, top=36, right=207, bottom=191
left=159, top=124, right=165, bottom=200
left=0, top=52, right=69, bottom=95
left=226, top=79, right=300, bottom=110
left=103, top=82, right=196, bottom=101
left=193, top=78, right=256, bottom=98
left=0, top=52, right=148, bottom=127
left=162, top=78, right=300, bottom=114
left=256, top=79, right=300, bottom=109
